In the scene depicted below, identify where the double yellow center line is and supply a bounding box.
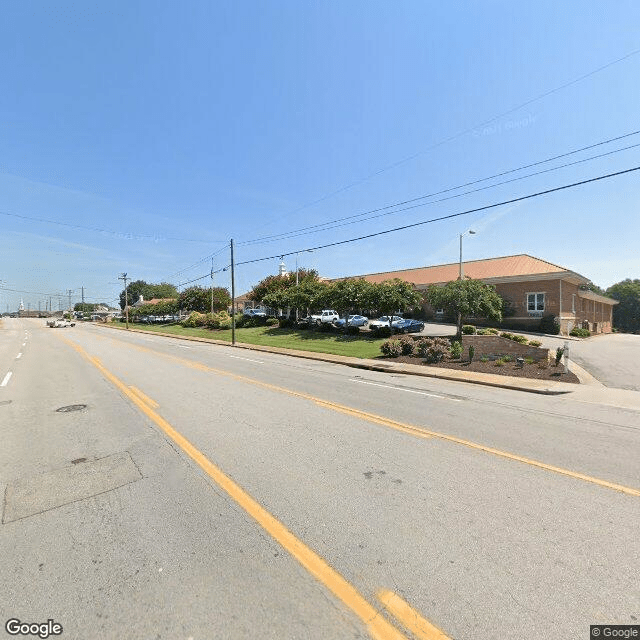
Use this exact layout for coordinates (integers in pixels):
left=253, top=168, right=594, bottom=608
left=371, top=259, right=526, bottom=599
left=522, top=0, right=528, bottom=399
left=63, top=337, right=450, bottom=640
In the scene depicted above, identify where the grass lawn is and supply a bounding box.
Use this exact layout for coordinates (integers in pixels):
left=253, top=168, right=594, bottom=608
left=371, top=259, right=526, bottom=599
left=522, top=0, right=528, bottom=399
left=106, top=322, right=386, bottom=358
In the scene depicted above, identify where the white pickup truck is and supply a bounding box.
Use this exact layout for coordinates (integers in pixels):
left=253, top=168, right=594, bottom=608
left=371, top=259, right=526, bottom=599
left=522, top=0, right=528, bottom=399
left=46, top=319, right=76, bottom=328
left=309, top=309, right=340, bottom=326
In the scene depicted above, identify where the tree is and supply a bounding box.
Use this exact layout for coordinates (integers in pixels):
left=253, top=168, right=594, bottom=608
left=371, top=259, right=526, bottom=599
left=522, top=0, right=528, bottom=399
left=262, top=280, right=328, bottom=317
left=425, top=279, right=503, bottom=339
left=119, top=280, right=178, bottom=309
left=74, top=303, right=96, bottom=313
left=368, top=279, right=423, bottom=330
left=178, top=286, right=231, bottom=313
left=247, top=268, right=319, bottom=302
left=323, top=279, right=374, bottom=329
left=606, top=279, right=640, bottom=331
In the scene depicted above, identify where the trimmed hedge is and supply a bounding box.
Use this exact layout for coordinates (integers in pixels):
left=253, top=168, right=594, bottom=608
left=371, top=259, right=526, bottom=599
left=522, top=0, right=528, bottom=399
left=570, top=327, right=591, bottom=337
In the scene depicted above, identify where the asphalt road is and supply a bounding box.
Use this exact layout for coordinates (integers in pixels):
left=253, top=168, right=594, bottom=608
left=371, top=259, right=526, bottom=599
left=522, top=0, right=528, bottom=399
left=1, top=318, right=638, bottom=640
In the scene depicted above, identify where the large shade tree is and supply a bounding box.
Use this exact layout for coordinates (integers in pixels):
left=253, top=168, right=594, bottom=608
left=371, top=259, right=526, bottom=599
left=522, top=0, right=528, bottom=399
left=248, top=268, right=319, bottom=302
left=119, top=281, right=178, bottom=310
left=606, top=279, right=640, bottom=331
left=425, top=279, right=503, bottom=339
left=368, top=279, right=423, bottom=330
left=178, top=286, right=231, bottom=313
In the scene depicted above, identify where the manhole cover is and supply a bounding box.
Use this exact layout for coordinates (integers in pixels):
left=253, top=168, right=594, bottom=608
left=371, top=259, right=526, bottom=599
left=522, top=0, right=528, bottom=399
left=56, top=404, right=87, bottom=413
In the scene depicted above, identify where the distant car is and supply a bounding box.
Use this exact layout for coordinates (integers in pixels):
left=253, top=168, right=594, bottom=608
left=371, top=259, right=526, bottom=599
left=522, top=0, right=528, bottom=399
left=47, top=319, right=75, bottom=328
left=395, top=318, right=425, bottom=334
left=244, top=308, right=267, bottom=317
left=334, top=315, right=368, bottom=328
left=369, top=315, right=404, bottom=330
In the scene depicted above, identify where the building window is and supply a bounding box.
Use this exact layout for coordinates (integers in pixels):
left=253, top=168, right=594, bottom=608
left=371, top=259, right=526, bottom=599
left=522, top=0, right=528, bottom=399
left=527, top=292, right=545, bottom=313
left=435, top=308, right=444, bottom=315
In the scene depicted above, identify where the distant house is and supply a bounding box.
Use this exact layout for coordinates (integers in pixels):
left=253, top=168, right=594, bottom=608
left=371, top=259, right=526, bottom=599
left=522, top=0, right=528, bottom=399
left=337, top=254, right=617, bottom=335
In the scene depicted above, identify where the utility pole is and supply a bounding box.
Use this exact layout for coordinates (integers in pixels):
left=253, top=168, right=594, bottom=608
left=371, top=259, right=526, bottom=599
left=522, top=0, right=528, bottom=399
left=210, top=258, right=214, bottom=314
left=118, top=273, right=130, bottom=329
left=230, top=239, right=236, bottom=346
left=66, top=289, right=73, bottom=317
left=81, top=286, right=85, bottom=306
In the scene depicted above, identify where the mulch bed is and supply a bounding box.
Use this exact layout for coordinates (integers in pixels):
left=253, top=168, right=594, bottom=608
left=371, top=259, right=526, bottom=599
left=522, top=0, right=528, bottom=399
left=382, top=355, right=580, bottom=384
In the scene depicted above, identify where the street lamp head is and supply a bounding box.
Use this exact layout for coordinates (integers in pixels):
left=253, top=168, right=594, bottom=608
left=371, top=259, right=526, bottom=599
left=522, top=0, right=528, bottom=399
left=469, top=230, right=476, bottom=235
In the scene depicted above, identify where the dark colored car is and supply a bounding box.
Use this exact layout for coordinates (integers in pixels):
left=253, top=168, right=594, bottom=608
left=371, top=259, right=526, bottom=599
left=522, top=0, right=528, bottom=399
left=395, top=319, right=425, bottom=333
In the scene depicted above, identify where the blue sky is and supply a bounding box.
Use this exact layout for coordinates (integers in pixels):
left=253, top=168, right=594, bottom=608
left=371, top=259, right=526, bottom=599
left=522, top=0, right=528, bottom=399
left=1, top=1, right=639, bottom=311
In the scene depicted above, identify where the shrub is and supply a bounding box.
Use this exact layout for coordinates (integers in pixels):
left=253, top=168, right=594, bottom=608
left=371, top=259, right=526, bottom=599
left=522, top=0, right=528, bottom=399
left=494, top=358, right=505, bottom=366
left=555, top=347, right=564, bottom=366
left=372, top=326, right=392, bottom=338
left=480, top=355, right=489, bottom=362
left=278, top=317, right=294, bottom=329
left=503, top=355, right=513, bottom=362
left=417, top=337, right=450, bottom=363
left=524, top=357, right=534, bottom=365
left=468, top=345, right=475, bottom=362
left=416, top=338, right=433, bottom=358
left=570, top=327, right=591, bottom=337
left=528, top=340, right=542, bottom=347
left=398, top=335, right=416, bottom=355
left=182, top=312, right=206, bottom=327
left=500, top=332, right=514, bottom=340
left=511, top=334, right=529, bottom=344
left=450, top=340, right=463, bottom=359
left=345, top=325, right=360, bottom=335
left=204, top=311, right=232, bottom=329
left=381, top=339, right=403, bottom=357
left=478, top=327, right=499, bottom=335
left=540, top=314, right=560, bottom=335
left=461, top=325, right=476, bottom=335
left=266, top=317, right=279, bottom=326
left=316, top=321, right=334, bottom=332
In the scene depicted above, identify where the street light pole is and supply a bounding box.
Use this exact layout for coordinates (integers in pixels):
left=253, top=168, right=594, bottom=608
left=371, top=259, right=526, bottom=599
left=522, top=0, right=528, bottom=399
left=457, top=230, right=476, bottom=338
left=459, top=230, right=476, bottom=280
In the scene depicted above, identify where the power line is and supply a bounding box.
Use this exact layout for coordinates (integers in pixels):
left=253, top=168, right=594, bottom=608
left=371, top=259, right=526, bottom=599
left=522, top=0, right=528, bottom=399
left=241, top=141, right=640, bottom=245
left=0, top=209, right=227, bottom=244
left=177, top=265, right=229, bottom=289
left=238, top=129, right=640, bottom=247
left=248, top=47, right=640, bottom=234
left=165, top=244, right=229, bottom=280
left=232, top=165, right=640, bottom=267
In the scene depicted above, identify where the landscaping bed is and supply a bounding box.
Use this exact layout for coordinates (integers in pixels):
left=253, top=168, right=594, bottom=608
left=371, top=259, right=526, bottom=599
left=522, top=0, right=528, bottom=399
left=382, top=354, right=580, bottom=383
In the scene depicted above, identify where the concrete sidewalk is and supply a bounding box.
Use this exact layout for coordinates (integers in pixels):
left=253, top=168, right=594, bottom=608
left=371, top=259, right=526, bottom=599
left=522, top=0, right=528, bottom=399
left=101, top=325, right=583, bottom=396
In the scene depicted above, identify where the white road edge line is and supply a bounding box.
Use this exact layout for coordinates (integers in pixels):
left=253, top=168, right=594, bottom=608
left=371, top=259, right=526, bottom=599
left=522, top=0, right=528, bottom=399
left=22, top=343, right=26, bottom=347
left=16, top=353, right=22, bottom=359
left=228, top=355, right=264, bottom=364
left=1, top=372, right=12, bottom=387
left=349, top=378, right=460, bottom=401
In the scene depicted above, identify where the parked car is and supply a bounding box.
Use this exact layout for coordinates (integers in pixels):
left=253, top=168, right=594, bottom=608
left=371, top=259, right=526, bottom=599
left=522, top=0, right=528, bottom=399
left=334, top=315, right=368, bottom=328
left=244, top=308, right=267, bottom=317
left=310, top=310, right=340, bottom=325
left=369, top=315, right=404, bottom=330
left=395, top=318, right=425, bottom=334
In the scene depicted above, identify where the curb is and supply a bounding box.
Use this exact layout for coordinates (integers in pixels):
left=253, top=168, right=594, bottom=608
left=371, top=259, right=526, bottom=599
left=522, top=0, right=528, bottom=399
left=99, top=324, right=578, bottom=396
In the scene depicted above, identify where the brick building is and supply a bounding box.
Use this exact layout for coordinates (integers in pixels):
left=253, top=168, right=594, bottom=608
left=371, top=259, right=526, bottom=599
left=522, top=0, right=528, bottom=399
left=341, top=254, right=617, bottom=335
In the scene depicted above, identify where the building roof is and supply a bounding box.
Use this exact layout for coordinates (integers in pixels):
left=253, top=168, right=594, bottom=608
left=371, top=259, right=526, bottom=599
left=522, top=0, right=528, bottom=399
left=341, top=254, right=581, bottom=286
left=577, top=289, right=619, bottom=305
